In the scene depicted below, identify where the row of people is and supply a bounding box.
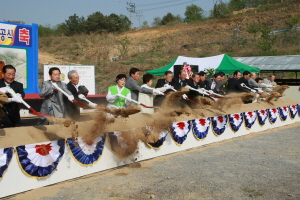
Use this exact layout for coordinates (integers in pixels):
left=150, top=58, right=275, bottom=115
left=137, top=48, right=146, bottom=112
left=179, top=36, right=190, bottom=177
left=0, top=65, right=278, bottom=128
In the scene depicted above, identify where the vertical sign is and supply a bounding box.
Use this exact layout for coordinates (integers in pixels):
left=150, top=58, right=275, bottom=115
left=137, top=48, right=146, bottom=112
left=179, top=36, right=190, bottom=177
left=0, top=21, right=39, bottom=93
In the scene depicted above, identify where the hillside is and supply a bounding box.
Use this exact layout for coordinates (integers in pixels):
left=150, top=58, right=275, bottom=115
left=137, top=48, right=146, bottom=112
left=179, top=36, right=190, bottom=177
left=38, top=0, right=300, bottom=94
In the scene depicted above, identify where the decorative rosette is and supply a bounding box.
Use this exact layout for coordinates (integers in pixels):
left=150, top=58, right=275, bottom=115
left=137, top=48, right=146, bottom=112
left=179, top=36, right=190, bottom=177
left=16, top=140, right=65, bottom=179
left=278, top=106, right=288, bottom=121
left=147, top=129, right=169, bottom=149
left=211, top=115, right=228, bottom=136
left=192, top=118, right=211, bottom=140
left=297, top=104, right=300, bottom=117
left=0, top=147, right=13, bottom=179
left=268, top=108, right=278, bottom=124
left=288, top=105, right=298, bottom=119
left=228, top=113, right=243, bottom=132
left=67, top=136, right=105, bottom=166
left=170, top=121, right=191, bottom=145
left=243, top=111, right=257, bottom=129
left=256, top=109, right=268, bottom=126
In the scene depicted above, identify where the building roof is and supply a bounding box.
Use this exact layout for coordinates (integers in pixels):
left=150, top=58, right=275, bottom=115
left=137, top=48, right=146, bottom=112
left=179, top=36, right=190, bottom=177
left=234, top=55, right=300, bottom=71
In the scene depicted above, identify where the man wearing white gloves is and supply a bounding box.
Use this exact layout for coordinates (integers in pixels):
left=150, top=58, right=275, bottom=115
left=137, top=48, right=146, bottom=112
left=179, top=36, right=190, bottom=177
left=65, top=71, right=97, bottom=121
left=0, top=65, right=25, bottom=128
left=125, top=68, right=163, bottom=101
left=249, top=73, right=273, bottom=92
left=37, top=67, right=74, bottom=125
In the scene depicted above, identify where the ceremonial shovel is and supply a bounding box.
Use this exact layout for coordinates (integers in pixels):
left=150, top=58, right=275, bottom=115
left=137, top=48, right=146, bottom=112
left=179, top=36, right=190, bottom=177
left=116, top=94, right=158, bottom=108
left=168, top=87, right=198, bottom=103
left=6, top=87, right=50, bottom=117
left=51, top=83, right=92, bottom=109
left=240, top=83, right=262, bottom=95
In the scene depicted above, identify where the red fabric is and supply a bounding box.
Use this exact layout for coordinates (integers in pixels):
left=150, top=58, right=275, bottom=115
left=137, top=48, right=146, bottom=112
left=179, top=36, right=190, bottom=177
left=24, top=93, right=106, bottom=99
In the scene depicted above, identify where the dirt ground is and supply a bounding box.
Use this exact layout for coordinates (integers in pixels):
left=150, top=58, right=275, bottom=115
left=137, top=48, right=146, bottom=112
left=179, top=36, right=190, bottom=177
left=6, top=121, right=300, bottom=200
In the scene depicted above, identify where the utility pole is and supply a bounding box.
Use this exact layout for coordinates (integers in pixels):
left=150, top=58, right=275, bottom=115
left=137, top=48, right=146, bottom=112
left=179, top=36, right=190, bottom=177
left=136, top=11, right=142, bottom=29
left=127, top=1, right=135, bottom=29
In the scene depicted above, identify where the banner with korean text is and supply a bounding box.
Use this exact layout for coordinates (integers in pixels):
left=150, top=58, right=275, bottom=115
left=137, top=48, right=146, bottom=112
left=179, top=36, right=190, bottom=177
left=0, top=21, right=39, bottom=93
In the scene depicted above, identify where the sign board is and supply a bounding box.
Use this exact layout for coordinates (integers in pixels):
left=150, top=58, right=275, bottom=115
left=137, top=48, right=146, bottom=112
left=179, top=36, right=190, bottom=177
left=0, top=21, right=39, bottom=93
left=44, top=65, right=95, bottom=95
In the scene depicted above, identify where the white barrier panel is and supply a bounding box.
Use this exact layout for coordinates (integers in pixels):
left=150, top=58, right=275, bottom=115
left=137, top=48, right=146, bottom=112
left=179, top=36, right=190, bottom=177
left=0, top=107, right=299, bottom=198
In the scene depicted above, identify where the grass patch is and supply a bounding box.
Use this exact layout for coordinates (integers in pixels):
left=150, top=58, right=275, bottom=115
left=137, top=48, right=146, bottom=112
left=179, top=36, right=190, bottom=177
left=243, top=187, right=264, bottom=197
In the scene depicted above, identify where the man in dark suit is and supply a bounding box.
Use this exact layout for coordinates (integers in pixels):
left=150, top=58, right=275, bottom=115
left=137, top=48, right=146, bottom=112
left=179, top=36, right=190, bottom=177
left=198, top=71, right=210, bottom=90
left=0, top=65, right=25, bottom=128
left=207, top=73, right=225, bottom=95
left=227, top=70, right=251, bottom=94
left=154, top=71, right=178, bottom=106
left=238, top=71, right=256, bottom=103
left=186, top=73, right=201, bottom=89
left=173, top=70, right=187, bottom=90
left=66, top=71, right=97, bottom=120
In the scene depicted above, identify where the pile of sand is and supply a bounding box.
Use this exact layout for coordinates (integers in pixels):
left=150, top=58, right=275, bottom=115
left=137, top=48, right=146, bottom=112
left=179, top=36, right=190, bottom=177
left=0, top=97, right=298, bottom=153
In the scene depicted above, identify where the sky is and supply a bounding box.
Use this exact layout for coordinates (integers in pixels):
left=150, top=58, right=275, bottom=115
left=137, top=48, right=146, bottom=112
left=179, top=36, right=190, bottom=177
left=0, top=0, right=223, bottom=28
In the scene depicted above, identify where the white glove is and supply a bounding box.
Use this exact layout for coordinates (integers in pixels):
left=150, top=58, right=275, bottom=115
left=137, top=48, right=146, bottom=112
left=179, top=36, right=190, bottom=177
left=115, top=94, right=122, bottom=98
left=9, top=97, right=23, bottom=103
left=182, top=94, right=188, bottom=100
left=0, top=87, right=8, bottom=93
left=88, top=102, right=97, bottom=108
left=5, top=87, right=15, bottom=95
left=52, top=82, right=58, bottom=88
left=164, top=85, right=174, bottom=90
left=257, top=89, right=264, bottom=93
left=196, top=88, right=204, bottom=93
left=16, top=93, right=22, bottom=98
left=251, top=89, right=256, bottom=93
left=68, top=95, right=74, bottom=102
left=78, top=94, right=85, bottom=99
left=153, top=89, right=164, bottom=95
left=266, top=85, right=273, bottom=88
left=208, top=90, right=214, bottom=94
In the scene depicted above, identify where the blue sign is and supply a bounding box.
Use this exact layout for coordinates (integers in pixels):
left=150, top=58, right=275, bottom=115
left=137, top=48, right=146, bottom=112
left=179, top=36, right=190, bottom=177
left=0, top=21, right=39, bottom=94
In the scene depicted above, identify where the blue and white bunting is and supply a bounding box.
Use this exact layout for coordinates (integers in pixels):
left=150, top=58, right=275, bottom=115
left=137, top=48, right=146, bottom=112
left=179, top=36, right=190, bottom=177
left=228, top=113, right=243, bottom=132
left=288, top=105, right=297, bottom=119
left=211, top=115, right=228, bottom=136
left=268, top=108, right=278, bottom=124
left=0, top=147, right=13, bottom=179
left=147, top=129, right=169, bottom=149
left=170, top=121, right=191, bottom=145
left=192, top=118, right=211, bottom=140
left=16, top=140, right=65, bottom=179
left=256, top=109, right=268, bottom=126
left=243, top=111, right=257, bottom=129
left=278, top=106, right=288, bottom=121
left=67, top=136, right=105, bottom=166
left=297, top=104, right=300, bottom=117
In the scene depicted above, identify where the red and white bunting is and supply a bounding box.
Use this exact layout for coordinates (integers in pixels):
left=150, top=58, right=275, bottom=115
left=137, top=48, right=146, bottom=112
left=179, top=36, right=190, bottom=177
left=244, top=111, right=257, bottom=129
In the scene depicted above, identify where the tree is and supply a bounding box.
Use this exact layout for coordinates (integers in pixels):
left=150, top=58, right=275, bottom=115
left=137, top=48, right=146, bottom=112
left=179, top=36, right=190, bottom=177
left=85, top=12, right=107, bottom=34
left=184, top=4, right=204, bottom=23
left=152, top=17, right=162, bottom=27
left=142, top=21, right=149, bottom=29
left=160, top=13, right=180, bottom=25
left=256, top=24, right=277, bottom=55
left=284, top=17, right=299, bottom=28
left=210, top=2, right=231, bottom=18
left=3, top=20, right=25, bottom=24
left=228, top=0, right=246, bottom=12
left=246, top=23, right=261, bottom=40
left=38, top=24, right=54, bottom=37
left=64, top=14, right=85, bottom=36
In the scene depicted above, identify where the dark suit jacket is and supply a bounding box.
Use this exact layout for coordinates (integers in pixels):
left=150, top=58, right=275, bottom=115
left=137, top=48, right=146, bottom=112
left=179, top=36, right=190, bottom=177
left=206, top=78, right=225, bottom=95
left=227, top=77, right=250, bottom=94
left=65, top=82, right=89, bottom=121
left=172, top=77, right=187, bottom=91
left=186, top=78, right=201, bottom=89
left=154, top=79, right=178, bottom=106
left=0, top=79, right=25, bottom=127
